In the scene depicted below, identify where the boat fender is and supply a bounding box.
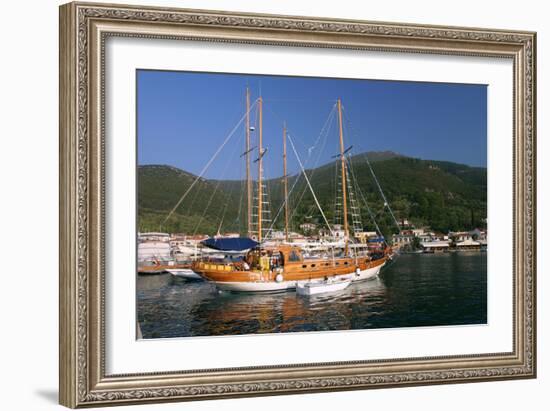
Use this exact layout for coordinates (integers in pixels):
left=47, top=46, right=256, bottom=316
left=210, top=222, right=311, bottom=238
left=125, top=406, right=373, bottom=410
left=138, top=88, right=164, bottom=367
left=355, top=268, right=361, bottom=275
left=275, top=273, right=284, bottom=283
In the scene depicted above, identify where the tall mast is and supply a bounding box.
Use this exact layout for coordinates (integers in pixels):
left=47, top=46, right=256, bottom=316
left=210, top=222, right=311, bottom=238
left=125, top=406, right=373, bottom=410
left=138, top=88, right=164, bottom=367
left=337, top=98, right=349, bottom=251
left=245, top=87, right=252, bottom=237
left=283, top=122, right=289, bottom=242
left=257, top=96, right=263, bottom=242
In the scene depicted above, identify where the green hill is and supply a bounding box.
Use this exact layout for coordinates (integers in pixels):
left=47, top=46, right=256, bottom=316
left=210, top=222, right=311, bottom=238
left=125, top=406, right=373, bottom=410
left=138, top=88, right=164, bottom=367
left=137, top=152, right=487, bottom=238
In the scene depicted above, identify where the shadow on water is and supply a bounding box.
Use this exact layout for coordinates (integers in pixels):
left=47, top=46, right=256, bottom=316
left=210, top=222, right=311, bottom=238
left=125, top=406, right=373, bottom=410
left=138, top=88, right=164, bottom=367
left=137, top=253, right=487, bottom=338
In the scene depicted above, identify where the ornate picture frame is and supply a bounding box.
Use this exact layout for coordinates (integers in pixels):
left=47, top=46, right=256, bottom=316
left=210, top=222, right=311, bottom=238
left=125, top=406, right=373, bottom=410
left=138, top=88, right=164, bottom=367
left=59, top=2, right=536, bottom=408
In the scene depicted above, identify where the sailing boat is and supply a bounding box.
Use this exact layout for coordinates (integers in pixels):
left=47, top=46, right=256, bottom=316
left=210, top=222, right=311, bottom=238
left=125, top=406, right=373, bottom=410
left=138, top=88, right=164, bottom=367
left=191, top=94, right=391, bottom=292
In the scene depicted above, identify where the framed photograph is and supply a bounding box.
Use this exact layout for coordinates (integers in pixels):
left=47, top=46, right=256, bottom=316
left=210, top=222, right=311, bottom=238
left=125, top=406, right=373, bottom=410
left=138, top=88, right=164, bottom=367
left=59, top=2, right=536, bottom=408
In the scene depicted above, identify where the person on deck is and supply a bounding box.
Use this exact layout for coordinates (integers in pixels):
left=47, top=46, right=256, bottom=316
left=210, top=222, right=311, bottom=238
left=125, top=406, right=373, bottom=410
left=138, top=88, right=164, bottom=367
left=260, top=252, right=270, bottom=272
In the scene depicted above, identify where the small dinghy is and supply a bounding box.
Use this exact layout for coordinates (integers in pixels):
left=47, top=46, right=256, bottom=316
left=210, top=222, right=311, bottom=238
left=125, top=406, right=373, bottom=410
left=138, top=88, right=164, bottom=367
left=296, top=277, right=351, bottom=296
left=166, top=268, right=203, bottom=280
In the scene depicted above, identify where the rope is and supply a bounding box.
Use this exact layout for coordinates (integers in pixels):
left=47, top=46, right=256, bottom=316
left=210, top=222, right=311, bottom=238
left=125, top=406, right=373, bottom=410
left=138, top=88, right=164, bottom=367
left=234, top=172, right=245, bottom=232
left=216, top=201, right=228, bottom=235
left=262, top=105, right=336, bottom=239
left=346, top=155, right=383, bottom=236
left=260, top=155, right=273, bottom=237
left=362, top=152, right=401, bottom=232
left=163, top=99, right=258, bottom=225
left=345, top=156, right=364, bottom=233
left=286, top=105, right=336, bottom=223
left=287, top=134, right=334, bottom=237
left=341, top=105, right=402, bottom=233
left=192, top=131, right=243, bottom=235
left=263, top=165, right=303, bottom=240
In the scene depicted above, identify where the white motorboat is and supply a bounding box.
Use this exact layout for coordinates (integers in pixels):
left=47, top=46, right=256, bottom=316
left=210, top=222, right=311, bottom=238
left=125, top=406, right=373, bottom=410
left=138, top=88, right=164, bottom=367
left=166, top=268, right=203, bottom=280
left=296, top=277, right=352, bottom=296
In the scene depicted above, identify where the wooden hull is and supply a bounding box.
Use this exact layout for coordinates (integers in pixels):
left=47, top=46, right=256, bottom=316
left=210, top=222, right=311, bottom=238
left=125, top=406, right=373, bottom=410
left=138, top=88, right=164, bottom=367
left=353, top=260, right=386, bottom=281
left=137, top=266, right=167, bottom=275
left=192, top=256, right=387, bottom=292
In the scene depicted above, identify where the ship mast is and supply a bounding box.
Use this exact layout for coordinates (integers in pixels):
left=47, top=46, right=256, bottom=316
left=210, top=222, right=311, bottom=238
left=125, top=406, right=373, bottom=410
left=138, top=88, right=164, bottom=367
left=257, top=96, right=263, bottom=242
left=337, top=98, right=349, bottom=252
left=283, top=122, right=289, bottom=242
left=245, top=87, right=252, bottom=237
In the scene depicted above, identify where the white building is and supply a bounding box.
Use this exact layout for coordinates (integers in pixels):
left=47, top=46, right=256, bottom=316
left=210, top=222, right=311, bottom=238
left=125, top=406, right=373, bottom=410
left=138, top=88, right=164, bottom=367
left=421, top=240, right=450, bottom=252
left=319, top=224, right=346, bottom=240
left=299, top=222, right=317, bottom=233
left=391, top=232, right=415, bottom=248
left=449, top=232, right=481, bottom=250
left=138, top=232, right=170, bottom=242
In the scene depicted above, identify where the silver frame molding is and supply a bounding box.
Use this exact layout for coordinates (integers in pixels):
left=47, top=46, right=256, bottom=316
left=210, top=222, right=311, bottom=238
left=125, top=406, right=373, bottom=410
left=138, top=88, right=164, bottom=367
left=59, top=2, right=536, bottom=408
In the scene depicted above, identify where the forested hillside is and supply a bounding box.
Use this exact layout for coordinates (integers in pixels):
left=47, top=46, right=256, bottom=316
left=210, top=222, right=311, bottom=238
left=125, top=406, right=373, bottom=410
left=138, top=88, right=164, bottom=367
left=138, top=152, right=486, bottom=238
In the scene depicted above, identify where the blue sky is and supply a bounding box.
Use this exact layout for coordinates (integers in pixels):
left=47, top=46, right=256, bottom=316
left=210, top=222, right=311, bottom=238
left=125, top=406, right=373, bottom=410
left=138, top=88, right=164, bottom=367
left=137, top=70, right=487, bottom=180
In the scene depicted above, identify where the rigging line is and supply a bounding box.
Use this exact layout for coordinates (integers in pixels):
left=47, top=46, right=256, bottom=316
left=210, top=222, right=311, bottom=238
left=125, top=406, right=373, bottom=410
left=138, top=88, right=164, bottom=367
left=287, top=134, right=334, bottom=237
left=222, top=180, right=239, bottom=234
left=345, top=152, right=363, bottom=228
left=219, top=180, right=239, bottom=235
left=333, top=159, right=340, bottom=226
left=290, top=123, right=335, bottom=220
left=261, top=157, right=273, bottom=232
left=185, top=179, right=205, bottom=216
left=346, top=155, right=382, bottom=236
left=341, top=105, right=401, bottom=232
left=234, top=160, right=245, bottom=231
left=247, top=101, right=261, bottom=235
left=287, top=105, right=337, bottom=222
left=263, top=157, right=311, bottom=240
left=216, top=201, right=228, bottom=235
left=262, top=104, right=336, bottom=233
left=252, top=99, right=259, bottom=175
left=192, top=127, right=245, bottom=235
left=184, top=164, right=213, bottom=220
left=263, top=104, right=336, bottom=240
left=263, top=154, right=311, bottom=239
left=265, top=103, right=335, bottom=156
left=262, top=98, right=336, bottom=103
left=232, top=134, right=247, bottom=233
left=362, top=151, right=401, bottom=232
left=380, top=251, right=400, bottom=272
left=192, top=184, right=219, bottom=235
left=192, top=178, right=233, bottom=237
left=246, top=98, right=258, bottom=231
left=163, top=98, right=259, bottom=225
left=280, top=109, right=335, bottom=232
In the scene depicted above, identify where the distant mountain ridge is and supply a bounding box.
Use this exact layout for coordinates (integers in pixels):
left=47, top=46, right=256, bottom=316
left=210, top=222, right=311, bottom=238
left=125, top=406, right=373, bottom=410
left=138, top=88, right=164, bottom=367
left=138, top=151, right=487, bottom=237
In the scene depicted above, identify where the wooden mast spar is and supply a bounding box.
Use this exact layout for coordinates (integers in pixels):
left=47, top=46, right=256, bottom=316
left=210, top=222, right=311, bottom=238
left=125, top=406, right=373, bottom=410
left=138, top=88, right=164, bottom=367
left=337, top=98, right=349, bottom=254
left=283, top=122, right=289, bottom=242
left=245, top=87, right=252, bottom=237
left=257, top=96, right=263, bottom=242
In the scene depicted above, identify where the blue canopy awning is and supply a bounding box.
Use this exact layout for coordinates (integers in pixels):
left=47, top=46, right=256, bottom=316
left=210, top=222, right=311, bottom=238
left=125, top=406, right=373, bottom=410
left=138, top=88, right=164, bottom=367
left=367, top=236, right=386, bottom=243
left=201, top=237, right=259, bottom=251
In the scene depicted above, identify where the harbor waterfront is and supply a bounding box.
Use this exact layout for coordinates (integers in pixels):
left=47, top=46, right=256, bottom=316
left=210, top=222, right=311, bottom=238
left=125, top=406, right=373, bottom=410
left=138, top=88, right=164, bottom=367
left=137, top=252, right=487, bottom=338
left=136, top=74, right=488, bottom=338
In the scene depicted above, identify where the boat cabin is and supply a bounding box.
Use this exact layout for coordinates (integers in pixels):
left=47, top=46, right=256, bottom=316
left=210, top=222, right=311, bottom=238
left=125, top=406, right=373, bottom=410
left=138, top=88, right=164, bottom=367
left=244, top=245, right=303, bottom=271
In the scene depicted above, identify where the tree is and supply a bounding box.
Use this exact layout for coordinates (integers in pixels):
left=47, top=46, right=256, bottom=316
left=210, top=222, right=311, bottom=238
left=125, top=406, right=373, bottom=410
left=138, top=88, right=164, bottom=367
left=411, top=236, right=422, bottom=251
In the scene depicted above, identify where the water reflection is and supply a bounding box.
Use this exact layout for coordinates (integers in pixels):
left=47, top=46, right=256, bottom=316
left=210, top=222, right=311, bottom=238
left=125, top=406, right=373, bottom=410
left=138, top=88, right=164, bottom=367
left=137, top=253, right=487, bottom=338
